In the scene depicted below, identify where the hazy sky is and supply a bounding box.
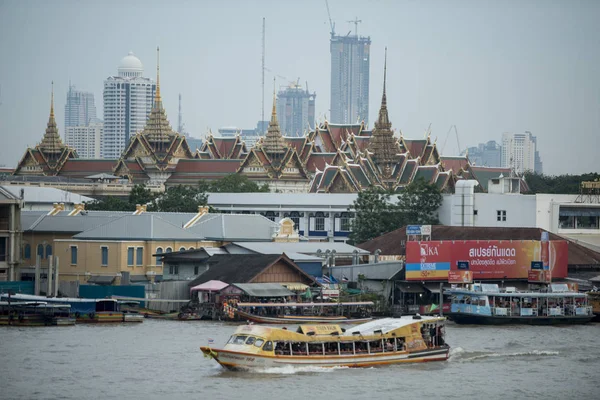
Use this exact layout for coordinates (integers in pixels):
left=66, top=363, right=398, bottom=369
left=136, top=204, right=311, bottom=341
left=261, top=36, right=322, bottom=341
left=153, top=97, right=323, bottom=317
left=0, top=0, right=598, bottom=175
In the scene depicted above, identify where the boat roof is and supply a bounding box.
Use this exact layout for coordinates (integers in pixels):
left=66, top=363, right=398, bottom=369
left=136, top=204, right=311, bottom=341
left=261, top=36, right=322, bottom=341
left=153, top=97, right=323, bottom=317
left=237, top=301, right=374, bottom=307
left=1, top=294, right=117, bottom=303
left=230, top=316, right=444, bottom=342
left=345, top=316, right=445, bottom=335
left=0, top=301, right=71, bottom=308
left=445, top=289, right=587, bottom=298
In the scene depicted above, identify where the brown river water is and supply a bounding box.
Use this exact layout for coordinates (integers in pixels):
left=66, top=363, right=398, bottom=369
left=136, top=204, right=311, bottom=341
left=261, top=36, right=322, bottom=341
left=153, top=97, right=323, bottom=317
left=1, top=320, right=598, bottom=400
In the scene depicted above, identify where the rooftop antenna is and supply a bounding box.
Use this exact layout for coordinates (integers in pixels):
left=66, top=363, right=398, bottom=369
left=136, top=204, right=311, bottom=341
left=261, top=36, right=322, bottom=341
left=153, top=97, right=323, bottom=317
left=325, top=0, right=335, bottom=37
left=347, top=17, right=362, bottom=36
left=261, top=17, right=266, bottom=135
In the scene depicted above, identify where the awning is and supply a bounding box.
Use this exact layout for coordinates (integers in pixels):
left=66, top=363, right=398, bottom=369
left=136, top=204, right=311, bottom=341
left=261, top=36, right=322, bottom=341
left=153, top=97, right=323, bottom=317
left=424, top=283, right=450, bottom=294
left=87, top=276, right=115, bottom=285
left=281, top=283, right=309, bottom=291
left=233, top=283, right=295, bottom=298
left=130, top=275, right=149, bottom=283
left=190, top=280, right=229, bottom=293
left=396, top=282, right=426, bottom=293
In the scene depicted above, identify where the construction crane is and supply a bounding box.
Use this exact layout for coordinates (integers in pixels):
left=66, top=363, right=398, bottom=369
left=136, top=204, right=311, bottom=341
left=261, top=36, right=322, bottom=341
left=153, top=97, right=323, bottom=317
left=325, top=0, right=335, bottom=37
left=441, top=125, right=463, bottom=155
left=347, top=17, right=362, bottom=36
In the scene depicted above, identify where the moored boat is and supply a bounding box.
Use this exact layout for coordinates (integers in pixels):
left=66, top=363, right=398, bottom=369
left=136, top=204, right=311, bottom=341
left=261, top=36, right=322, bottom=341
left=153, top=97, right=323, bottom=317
left=445, top=283, right=594, bottom=325
left=588, top=290, right=600, bottom=322
left=234, top=301, right=374, bottom=324
left=200, top=316, right=449, bottom=370
left=0, top=294, right=143, bottom=323
left=0, top=301, right=75, bottom=326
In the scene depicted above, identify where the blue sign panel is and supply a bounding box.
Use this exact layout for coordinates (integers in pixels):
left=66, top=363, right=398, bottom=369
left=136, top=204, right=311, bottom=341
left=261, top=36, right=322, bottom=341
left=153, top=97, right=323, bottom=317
left=457, top=261, right=470, bottom=270
left=406, top=225, right=422, bottom=235
left=531, top=261, right=543, bottom=270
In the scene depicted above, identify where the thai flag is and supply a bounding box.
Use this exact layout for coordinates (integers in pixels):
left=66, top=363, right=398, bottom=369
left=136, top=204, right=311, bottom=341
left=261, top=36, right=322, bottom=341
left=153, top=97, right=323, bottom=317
left=208, top=338, right=215, bottom=345
left=321, top=275, right=331, bottom=284
left=342, top=275, right=349, bottom=283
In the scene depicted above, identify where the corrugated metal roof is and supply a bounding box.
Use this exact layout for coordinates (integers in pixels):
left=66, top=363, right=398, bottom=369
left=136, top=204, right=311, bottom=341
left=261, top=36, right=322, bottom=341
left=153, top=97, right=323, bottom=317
left=231, top=241, right=370, bottom=256
left=207, top=192, right=358, bottom=207
left=330, top=262, right=403, bottom=281
left=189, top=214, right=278, bottom=241
left=28, top=214, right=123, bottom=233
left=233, top=283, right=295, bottom=297
left=0, top=185, right=94, bottom=204
left=74, top=214, right=199, bottom=240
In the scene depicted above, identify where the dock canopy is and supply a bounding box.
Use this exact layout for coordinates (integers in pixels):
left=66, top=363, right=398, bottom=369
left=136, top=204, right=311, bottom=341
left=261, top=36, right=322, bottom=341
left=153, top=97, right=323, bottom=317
left=396, top=282, right=425, bottom=293
left=233, top=283, right=295, bottom=298
left=87, top=275, right=116, bottom=285
left=190, top=280, right=229, bottom=293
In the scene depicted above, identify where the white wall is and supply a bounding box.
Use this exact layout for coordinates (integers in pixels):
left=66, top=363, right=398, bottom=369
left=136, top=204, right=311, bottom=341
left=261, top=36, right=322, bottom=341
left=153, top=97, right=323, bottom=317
left=473, top=193, right=537, bottom=227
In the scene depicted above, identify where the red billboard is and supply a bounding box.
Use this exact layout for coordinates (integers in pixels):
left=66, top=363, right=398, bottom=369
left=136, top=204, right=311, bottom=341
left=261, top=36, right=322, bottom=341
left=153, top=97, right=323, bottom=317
left=406, top=240, right=568, bottom=281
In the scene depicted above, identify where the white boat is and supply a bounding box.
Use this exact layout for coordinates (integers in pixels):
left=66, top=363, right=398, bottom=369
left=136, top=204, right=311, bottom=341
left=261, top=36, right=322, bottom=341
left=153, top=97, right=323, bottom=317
left=200, top=316, right=449, bottom=370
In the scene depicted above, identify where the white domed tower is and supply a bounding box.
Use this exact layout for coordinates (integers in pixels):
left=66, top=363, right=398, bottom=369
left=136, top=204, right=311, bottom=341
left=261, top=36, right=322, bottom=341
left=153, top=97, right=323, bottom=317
left=102, top=51, right=156, bottom=158
left=118, top=52, right=144, bottom=78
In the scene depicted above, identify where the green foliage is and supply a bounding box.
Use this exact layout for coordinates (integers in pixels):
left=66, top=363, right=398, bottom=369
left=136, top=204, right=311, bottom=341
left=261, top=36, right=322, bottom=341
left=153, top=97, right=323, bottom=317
left=396, top=177, right=443, bottom=225
left=128, top=184, right=155, bottom=207
left=154, top=185, right=208, bottom=212
left=348, top=179, right=442, bottom=244
left=524, top=172, right=600, bottom=194
left=85, top=196, right=133, bottom=211
left=198, top=174, right=270, bottom=193
left=348, top=187, right=400, bottom=244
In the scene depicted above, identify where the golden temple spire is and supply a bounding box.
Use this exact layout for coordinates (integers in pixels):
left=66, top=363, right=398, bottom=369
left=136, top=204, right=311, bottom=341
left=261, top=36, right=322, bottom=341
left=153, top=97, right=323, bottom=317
left=271, top=77, right=277, bottom=117
left=263, top=77, right=286, bottom=158
left=155, top=46, right=161, bottom=104
left=50, top=81, right=55, bottom=118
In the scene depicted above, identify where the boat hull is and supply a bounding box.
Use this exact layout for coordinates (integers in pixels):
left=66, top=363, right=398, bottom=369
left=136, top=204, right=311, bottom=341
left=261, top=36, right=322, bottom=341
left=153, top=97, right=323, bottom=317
left=448, top=313, right=593, bottom=325
left=200, top=346, right=450, bottom=370
left=237, top=309, right=372, bottom=325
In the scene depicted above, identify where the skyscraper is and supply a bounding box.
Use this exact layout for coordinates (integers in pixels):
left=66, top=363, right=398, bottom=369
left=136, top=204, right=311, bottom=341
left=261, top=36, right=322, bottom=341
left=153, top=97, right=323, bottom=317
left=330, top=33, right=371, bottom=125
left=102, top=52, right=156, bottom=159
left=501, top=131, right=540, bottom=174
left=65, top=123, right=103, bottom=158
left=276, top=82, right=316, bottom=137
left=64, top=85, right=97, bottom=128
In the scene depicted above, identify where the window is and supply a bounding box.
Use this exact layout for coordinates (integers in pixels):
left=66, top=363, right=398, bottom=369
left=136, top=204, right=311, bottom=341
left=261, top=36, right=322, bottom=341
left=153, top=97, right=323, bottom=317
left=136, top=247, right=143, bottom=265
left=340, top=212, right=352, bottom=232
left=46, top=245, right=52, bottom=258
left=169, top=265, right=179, bottom=275
left=263, top=341, right=273, bottom=351
left=179, top=247, right=186, bottom=252
left=194, top=266, right=199, bottom=275
left=496, top=210, right=506, bottom=222
left=37, top=244, right=44, bottom=259
left=127, top=247, right=134, bottom=266
left=23, top=244, right=31, bottom=259
left=101, top=246, right=109, bottom=266
left=155, top=247, right=163, bottom=266
left=315, top=215, right=325, bottom=231
left=70, top=246, right=78, bottom=265
left=166, top=247, right=172, bottom=253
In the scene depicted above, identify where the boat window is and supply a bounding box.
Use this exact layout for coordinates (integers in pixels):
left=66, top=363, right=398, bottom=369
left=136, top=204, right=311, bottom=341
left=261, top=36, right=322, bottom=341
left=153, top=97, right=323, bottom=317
left=262, top=341, right=273, bottom=351
left=369, top=340, right=383, bottom=353
left=308, top=343, right=322, bottom=355
left=245, top=336, right=256, bottom=345
left=254, top=339, right=265, bottom=348
left=227, top=335, right=236, bottom=344
left=233, top=335, right=248, bottom=345
left=340, top=342, right=353, bottom=354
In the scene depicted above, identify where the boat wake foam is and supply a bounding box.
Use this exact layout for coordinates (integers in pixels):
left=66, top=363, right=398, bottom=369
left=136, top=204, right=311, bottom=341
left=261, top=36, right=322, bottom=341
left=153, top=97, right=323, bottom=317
left=250, top=365, right=351, bottom=375
left=450, top=348, right=559, bottom=362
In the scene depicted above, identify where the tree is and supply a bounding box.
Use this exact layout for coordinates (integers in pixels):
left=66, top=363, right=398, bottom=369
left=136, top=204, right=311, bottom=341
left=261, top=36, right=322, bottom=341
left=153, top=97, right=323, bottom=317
left=85, top=196, right=133, bottom=211
left=524, top=172, right=600, bottom=194
left=348, top=187, right=401, bottom=244
left=396, top=178, right=443, bottom=225
left=128, top=184, right=155, bottom=207
left=154, top=185, right=208, bottom=212
left=198, top=174, right=270, bottom=193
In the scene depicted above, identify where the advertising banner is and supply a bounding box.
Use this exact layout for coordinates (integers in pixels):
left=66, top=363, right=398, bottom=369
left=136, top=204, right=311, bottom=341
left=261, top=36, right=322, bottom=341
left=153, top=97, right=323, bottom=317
left=448, top=270, right=473, bottom=284
left=406, top=240, right=568, bottom=281
left=528, top=270, right=552, bottom=283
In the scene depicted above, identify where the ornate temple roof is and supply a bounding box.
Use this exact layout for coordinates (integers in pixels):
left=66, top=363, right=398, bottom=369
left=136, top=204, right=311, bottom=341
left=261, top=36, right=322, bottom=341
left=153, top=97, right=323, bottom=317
left=367, top=49, right=401, bottom=179
left=38, top=82, right=66, bottom=157
left=262, top=88, right=287, bottom=157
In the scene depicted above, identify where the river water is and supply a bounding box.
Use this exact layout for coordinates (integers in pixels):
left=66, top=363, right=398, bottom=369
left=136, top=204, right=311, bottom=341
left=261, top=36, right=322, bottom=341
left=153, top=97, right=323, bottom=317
left=1, top=320, right=598, bottom=400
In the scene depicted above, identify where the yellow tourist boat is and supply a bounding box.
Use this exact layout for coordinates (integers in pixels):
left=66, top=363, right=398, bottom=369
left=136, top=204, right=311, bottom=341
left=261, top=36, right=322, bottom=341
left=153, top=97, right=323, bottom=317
left=200, top=316, right=449, bottom=370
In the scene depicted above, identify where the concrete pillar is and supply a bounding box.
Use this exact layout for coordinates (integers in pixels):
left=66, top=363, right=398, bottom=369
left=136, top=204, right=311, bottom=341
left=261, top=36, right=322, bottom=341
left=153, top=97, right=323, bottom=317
left=34, top=256, right=41, bottom=296
left=47, top=255, right=53, bottom=297
left=53, top=256, right=59, bottom=297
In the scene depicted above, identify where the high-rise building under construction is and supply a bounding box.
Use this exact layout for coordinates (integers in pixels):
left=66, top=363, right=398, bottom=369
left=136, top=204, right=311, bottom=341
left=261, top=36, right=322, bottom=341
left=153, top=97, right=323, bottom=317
left=276, top=82, right=316, bottom=137
left=330, top=34, right=371, bottom=125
